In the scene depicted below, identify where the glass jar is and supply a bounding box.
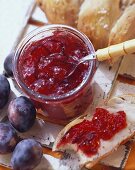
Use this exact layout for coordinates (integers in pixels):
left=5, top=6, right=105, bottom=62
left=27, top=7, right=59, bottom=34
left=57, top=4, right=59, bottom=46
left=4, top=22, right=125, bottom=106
left=13, top=25, right=97, bottom=122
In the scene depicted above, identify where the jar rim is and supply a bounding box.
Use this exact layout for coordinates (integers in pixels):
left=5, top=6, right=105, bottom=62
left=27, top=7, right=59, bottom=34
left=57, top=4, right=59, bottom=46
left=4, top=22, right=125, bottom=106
left=13, top=24, right=97, bottom=102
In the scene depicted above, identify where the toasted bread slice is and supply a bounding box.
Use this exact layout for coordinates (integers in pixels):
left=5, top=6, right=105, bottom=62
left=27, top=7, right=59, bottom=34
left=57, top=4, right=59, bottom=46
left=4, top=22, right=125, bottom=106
left=53, top=94, right=135, bottom=169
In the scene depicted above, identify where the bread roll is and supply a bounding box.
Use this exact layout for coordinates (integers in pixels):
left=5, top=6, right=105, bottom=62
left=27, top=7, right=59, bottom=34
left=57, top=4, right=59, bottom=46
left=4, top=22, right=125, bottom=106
left=109, top=4, right=135, bottom=46
left=36, top=0, right=84, bottom=26
left=77, top=0, right=121, bottom=49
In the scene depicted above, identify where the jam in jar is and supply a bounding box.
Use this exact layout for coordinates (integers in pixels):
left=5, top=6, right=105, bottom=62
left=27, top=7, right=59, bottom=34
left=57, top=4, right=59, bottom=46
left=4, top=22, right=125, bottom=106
left=13, top=25, right=97, bottom=121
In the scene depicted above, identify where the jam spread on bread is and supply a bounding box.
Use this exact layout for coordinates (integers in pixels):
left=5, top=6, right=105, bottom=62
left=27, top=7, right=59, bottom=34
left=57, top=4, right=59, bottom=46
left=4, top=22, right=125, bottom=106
left=18, top=30, right=90, bottom=96
left=57, top=108, right=127, bottom=156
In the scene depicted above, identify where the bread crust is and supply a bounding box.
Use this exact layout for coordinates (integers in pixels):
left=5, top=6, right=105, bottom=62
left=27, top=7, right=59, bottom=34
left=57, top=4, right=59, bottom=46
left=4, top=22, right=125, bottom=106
left=77, top=0, right=120, bottom=50
left=121, top=0, right=135, bottom=9
left=53, top=94, right=135, bottom=169
left=108, top=3, right=135, bottom=63
left=109, top=4, right=135, bottom=45
left=36, top=0, right=84, bottom=27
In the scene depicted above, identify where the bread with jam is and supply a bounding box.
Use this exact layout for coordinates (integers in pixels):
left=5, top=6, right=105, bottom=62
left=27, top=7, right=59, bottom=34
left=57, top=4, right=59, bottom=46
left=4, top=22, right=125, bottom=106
left=53, top=95, right=135, bottom=169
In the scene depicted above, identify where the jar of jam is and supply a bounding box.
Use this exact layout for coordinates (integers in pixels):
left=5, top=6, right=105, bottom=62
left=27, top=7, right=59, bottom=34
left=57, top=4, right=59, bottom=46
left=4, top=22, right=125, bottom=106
left=13, top=25, right=97, bottom=122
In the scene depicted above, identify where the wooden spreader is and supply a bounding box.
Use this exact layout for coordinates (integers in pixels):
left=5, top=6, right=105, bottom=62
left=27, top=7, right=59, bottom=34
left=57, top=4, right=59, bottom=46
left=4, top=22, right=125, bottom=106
left=96, top=39, right=135, bottom=62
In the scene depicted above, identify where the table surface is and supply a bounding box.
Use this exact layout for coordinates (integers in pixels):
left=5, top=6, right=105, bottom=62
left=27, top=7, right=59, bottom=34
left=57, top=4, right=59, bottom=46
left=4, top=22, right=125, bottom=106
left=0, top=1, right=135, bottom=170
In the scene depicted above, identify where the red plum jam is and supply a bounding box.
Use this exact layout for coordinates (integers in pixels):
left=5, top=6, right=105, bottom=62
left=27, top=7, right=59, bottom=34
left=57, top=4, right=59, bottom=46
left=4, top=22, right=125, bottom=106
left=13, top=25, right=97, bottom=121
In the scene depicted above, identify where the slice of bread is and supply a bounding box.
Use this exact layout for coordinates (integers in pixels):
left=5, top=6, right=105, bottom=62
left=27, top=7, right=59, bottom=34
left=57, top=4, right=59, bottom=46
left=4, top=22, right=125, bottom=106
left=53, top=94, right=135, bottom=169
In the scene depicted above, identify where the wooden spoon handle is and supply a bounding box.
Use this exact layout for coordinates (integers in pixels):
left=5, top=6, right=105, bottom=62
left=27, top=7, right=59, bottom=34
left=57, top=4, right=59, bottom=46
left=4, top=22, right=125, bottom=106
left=96, top=39, right=135, bottom=61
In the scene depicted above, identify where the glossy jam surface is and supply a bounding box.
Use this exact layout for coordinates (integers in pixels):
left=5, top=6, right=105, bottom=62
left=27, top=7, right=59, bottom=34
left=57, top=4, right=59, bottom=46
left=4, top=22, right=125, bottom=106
left=57, top=108, right=127, bottom=156
left=18, top=30, right=90, bottom=96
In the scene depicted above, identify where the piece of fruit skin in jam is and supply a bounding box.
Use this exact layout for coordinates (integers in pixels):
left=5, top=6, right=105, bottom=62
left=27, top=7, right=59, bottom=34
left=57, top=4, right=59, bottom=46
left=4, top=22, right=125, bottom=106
left=57, top=108, right=127, bottom=156
left=18, top=30, right=91, bottom=96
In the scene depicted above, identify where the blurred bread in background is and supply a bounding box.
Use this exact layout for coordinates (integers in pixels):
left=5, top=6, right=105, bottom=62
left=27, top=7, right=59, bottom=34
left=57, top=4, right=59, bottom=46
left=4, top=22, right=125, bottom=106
left=109, top=4, right=135, bottom=45
left=109, top=3, right=135, bottom=63
left=77, top=0, right=120, bottom=49
left=36, top=0, right=84, bottom=27
left=36, top=0, right=135, bottom=62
